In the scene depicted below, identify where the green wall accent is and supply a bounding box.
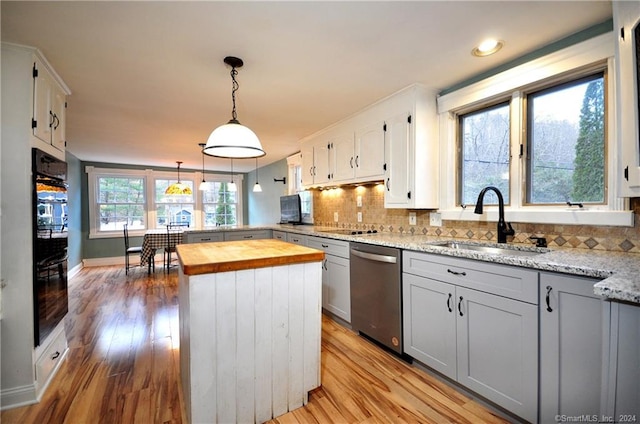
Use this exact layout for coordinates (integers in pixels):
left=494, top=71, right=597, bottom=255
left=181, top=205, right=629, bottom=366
left=440, top=19, right=613, bottom=96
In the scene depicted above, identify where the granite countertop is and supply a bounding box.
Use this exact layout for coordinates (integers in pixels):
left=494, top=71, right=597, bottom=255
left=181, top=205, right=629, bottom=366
left=186, top=225, right=640, bottom=304
left=176, top=238, right=324, bottom=275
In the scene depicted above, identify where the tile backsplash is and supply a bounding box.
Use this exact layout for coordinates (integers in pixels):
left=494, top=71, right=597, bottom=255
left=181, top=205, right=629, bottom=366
left=312, top=184, right=640, bottom=254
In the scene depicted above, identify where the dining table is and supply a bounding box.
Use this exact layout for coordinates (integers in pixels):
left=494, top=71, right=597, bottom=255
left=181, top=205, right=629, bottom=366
left=140, top=228, right=185, bottom=273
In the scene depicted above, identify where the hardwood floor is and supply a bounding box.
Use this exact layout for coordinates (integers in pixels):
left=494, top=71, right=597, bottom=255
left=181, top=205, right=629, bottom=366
left=1, top=265, right=510, bottom=424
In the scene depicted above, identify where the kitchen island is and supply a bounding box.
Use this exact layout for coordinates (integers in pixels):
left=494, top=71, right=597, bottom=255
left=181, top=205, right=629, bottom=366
left=176, top=239, right=324, bottom=424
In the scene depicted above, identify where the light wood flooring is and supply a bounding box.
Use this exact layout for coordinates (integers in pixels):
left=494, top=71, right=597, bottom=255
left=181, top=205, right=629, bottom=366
left=2, top=265, right=510, bottom=424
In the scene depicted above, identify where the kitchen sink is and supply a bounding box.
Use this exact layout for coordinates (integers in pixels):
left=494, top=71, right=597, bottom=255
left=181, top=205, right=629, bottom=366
left=427, top=241, right=549, bottom=257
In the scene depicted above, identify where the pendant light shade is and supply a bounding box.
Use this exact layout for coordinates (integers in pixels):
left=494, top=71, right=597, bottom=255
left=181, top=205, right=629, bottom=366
left=165, top=161, right=193, bottom=195
left=204, top=56, right=265, bottom=159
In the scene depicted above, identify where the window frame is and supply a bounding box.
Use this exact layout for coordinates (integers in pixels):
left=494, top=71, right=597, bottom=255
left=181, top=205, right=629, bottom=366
left=437, top=32, right=633, bottom=227
left=86, top=166, right=243, bottom=238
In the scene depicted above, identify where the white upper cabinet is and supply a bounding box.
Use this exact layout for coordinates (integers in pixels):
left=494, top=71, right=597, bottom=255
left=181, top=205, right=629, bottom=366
left=382, top=85, right=439, bottom=209
left=299, top=83, right=438, bottom=206
left=331, top=131, right=356, bottom=182
left=32, top=56, right=68, bottom=152
left=615, top=1, right=640, bottom=196
left=354, top=121, right=385, bottom=180
left=301, top=138, right=330, bottom=186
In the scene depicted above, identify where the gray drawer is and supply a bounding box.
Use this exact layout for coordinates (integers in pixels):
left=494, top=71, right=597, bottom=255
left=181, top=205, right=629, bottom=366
left=224, top=230, right=271, bottom=241
left=307, top=236, right=349, bottom=258
left=183, top=231, right=224, bottom=244
left=272, top=230, right=287, bottom=241
left=403, top=250, right=538, bottom=304
left=286, top=233, right=307, bottom=246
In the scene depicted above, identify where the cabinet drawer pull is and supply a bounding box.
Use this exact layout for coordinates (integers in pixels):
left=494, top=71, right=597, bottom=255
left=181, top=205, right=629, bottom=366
left=447, top=293, right=453, bottom=312
left=458, top=296, right=464, bottom=317
left=321, top=244, right=329, bottom=248
left=201, top=238, right=211, bottom=241
left=355, top=155, right=359, bottom=167
left=323, top=259, right=328, bottom=271
left=350, top=157, right=354, bottom=168
left=447, top=269, right=466, bottom=277
left=545, top=285, right=553, bottom=312
left=292, top=238, right=299, bottom=242
left=51, top=351, right=60, bottom=360
left=243, top=235, right=253, bottom=239
left=386, top=178, right=390, bottom=191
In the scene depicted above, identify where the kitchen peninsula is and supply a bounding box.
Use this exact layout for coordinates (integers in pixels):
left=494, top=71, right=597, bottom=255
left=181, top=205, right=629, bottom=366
left=176, top=239, right=324, bottom=424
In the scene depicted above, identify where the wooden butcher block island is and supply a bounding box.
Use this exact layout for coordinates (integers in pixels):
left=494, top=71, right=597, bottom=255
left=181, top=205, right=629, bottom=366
left=176, top=239, right=325, bottom=424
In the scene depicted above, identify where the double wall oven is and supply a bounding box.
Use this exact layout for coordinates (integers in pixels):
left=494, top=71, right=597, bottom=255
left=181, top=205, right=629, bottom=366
left=32, top=148, right=69, bottom=346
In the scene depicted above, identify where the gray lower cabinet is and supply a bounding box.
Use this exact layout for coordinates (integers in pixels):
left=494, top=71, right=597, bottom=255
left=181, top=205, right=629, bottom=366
left=286, top=233, right=307, bottom=246
left=604, top=301, right=640, bottom=420
left=272, top=230, right=286, bottom=241
left=307, top=236, right=350, bottom=323
left=403, top=273, right=457, bottom=378
left=539, top=272, right=609, bottom=424
left=403, top=251, right=538, bottom=423
left=223, top=229, right=271, bottom=241
left=182, top=231, right=225, bottom=243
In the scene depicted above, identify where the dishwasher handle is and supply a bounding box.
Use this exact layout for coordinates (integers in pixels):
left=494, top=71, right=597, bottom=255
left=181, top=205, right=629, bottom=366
left=350, top=248, right=397, bottom=264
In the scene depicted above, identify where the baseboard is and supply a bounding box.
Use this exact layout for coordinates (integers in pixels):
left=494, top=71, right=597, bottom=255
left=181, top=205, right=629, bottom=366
left=68, top=262, right=83, bottom=280
left=0, top=384, right=38, bottom=411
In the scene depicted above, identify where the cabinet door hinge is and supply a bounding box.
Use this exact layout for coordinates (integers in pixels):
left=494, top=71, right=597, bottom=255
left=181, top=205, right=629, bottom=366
left=624, top=166, right=629, bottom=181
left=407, top=191, right=412, bottom=199
left=32, top=63, right=38, bottom=78
left=407, top=115, right=412, bottom=124
left=383, top=123, right=387, bottom=132
left=32, top=119, right=37, bottom=129
left=621, top=27, right=625, bottom=41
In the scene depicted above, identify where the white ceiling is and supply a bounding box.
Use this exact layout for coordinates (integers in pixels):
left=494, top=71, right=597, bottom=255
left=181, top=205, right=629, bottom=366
left=1, top=1, right=612, bottom=173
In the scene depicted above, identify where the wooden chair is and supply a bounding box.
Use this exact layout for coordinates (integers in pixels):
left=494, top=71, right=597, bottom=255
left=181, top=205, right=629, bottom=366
left=164, top=222, right=188, bottom=273
left=123, top=224, right=143, bottom=275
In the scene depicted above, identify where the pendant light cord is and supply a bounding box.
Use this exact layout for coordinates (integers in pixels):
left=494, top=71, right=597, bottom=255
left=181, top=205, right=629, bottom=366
left=230, top=67, right=239, bottom=122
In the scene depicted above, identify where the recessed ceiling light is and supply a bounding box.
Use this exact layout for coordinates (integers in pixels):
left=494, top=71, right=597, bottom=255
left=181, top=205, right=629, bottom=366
left=472, top=39, right=504, bottom=57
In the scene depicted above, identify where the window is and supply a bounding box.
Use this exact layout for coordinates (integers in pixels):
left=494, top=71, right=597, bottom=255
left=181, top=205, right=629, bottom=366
left=438, top=33, right=633, bottom=226
left=96, top=175, right=145, bottom=231
left=86, top=166, right=243, bottom=237
left=155, top=178, right=195, bottom=227
left=201, top=182, right=238, bottom=227
left=526, top=74, right=605, bottom=204
left=459, top=102, right=511, bottom=205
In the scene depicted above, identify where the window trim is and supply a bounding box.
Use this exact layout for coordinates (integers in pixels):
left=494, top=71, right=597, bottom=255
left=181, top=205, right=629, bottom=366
left=86, top=166, right=244, bottom=238
left=437, top=32, right=634, bottom=227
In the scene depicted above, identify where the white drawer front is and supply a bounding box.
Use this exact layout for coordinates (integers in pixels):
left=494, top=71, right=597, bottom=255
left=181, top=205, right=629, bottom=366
left=36, top=328, right=68, bottom=387
left=224, top=230, right=271, bottom=241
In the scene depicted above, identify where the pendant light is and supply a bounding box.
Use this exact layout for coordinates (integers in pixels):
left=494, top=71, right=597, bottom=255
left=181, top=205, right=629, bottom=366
left=253, top=157, right=262, bottom=193
left=165, top=161, right=192, bottom=195
left=228, top=158, right=237, bottom=192
left=198, top=143, right=211, bottom=191
left=204, top=56, right=265, bottom=159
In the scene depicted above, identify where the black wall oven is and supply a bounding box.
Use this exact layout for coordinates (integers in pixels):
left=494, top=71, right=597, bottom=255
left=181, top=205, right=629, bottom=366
left=32, top=148, right=69, bottom=346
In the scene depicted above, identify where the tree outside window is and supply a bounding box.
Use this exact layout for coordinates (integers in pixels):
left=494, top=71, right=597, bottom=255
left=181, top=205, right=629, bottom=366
left=97, top=176, right=145, bottom=230
left=527, top=74, right=605, bottom=204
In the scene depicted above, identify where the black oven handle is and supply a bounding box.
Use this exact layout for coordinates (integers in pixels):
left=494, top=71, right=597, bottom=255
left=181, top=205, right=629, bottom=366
left=350, top=248, right=397, bottom=264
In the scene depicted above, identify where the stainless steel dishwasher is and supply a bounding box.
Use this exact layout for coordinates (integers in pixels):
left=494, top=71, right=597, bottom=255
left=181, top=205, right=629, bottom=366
left=350, top=242, right=403, bottom=354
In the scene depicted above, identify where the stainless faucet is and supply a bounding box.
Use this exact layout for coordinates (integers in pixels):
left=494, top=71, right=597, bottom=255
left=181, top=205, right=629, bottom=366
left=474, top=186, right=514, bottom=243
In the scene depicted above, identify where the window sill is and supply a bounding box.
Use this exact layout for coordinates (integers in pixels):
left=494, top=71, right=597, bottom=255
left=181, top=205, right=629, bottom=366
left=439, top=208, right=634, bottom=227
